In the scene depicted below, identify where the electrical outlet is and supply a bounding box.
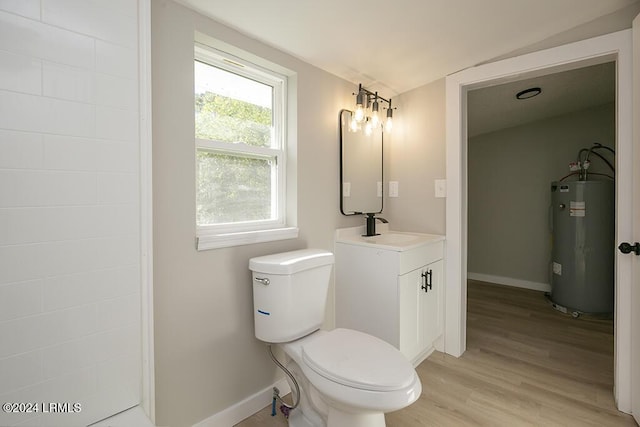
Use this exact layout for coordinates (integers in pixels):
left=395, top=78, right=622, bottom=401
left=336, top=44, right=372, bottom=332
left=389, top=181, right=399, bottom=197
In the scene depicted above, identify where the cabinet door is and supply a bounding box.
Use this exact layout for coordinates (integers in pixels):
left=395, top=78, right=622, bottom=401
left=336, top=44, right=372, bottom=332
left=421, top=259, right=444, bottom=347
left=398, top=268, right=423, bottom=361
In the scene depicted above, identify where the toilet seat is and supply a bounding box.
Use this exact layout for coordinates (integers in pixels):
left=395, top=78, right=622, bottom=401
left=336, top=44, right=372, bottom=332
left=302, top=328, right=416, bottom=392
left=282, top=329, right=421, bottom=413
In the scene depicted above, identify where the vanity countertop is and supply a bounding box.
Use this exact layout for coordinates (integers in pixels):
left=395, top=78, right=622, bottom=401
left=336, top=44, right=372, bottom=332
left=335, top=225, right=444, bottom=252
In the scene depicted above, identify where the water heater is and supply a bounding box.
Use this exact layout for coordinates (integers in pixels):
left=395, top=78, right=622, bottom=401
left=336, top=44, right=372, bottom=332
left=550, top=180, right=614, bottom=315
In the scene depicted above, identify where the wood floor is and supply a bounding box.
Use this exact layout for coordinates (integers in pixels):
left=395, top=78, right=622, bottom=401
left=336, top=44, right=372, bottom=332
left=236, top=280, right=636, bottom=426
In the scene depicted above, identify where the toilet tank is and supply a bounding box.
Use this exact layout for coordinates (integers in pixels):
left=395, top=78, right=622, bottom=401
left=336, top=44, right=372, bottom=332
left=250, top=249, right=334, bottom=343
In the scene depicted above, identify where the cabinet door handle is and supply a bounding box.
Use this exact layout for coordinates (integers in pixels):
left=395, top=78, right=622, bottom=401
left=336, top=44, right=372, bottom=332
left=420, top=269, right=433, bottom=292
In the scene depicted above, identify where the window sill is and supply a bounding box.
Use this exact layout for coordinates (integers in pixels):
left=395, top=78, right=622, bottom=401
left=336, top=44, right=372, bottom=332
left=196, top=227, right=299, bottom=251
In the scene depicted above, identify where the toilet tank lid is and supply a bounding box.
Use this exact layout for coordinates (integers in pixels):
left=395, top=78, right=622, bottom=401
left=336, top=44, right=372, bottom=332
left=249, top=249, right=334, bottom=275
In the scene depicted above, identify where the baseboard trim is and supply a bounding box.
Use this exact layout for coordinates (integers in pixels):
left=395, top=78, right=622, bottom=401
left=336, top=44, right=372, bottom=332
left=411, top=345, right=435, bottom=367
left=192, top=378, right=291, bottom=427
left=468, top=272, right=551, bottom=293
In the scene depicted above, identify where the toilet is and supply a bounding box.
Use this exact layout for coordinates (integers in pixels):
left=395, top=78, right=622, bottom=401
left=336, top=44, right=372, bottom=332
left=250, top=249, right=421, bottom=427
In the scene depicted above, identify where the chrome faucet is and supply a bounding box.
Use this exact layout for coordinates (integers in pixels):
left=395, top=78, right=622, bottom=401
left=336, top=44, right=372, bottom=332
left=364, top=213, right=388, bottom=237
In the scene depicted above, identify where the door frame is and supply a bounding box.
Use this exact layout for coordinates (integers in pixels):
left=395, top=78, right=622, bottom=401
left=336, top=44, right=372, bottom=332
left=631, top=14, right=640, bottom=424
left=139, top=0, right=155, bottom=422
left=444, top=30, right=633, bottom=412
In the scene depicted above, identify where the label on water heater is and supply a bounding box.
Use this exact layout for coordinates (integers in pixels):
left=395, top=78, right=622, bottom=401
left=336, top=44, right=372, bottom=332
left=569, top=201, right=585, bottom=217
left=553, top=262, right=562, bottom=276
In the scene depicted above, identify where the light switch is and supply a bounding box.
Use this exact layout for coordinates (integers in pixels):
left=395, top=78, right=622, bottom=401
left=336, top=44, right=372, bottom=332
left=435, top=179, right=446, bottom=198
left=389, top=181, right=399, bottom=197
left=377, top=181, right=382, bottom=197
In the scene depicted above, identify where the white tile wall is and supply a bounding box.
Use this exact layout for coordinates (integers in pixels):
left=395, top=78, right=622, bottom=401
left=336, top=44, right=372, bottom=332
left=0, top=91, right=96, bottom=137
left=0, top=206, right=138, bottom=245
left=0, top=279, right=43, bottom=322
left=95, top=73, right=138, bottom=110
left=0, top=130, right=44, bottom=169
left=0, top=11, right=94, bottom=68
left=95, top=40, right=138, bottom=79
left=43, top=61, right=95, bottom=103
left=96, top=106, right=139, bottom=142
left=42, top=0, right=138, bottom=49
left=0, top=351, right=42, bottom=395
left=43, top=135, right=138, bottom=172
left=0, top=50, right=42, bottom=95
left=0, top=170, right=98, bottom=208
left=0, top=1, right=141, bottom=426
left=0, top=0, right=41, bottom=20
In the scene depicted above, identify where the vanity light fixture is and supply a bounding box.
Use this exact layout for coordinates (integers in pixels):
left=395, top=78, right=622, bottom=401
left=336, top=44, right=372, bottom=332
left=351, top=83, right=396, bottom=133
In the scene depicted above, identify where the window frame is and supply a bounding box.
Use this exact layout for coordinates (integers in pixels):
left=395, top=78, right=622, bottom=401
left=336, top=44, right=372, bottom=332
left=194, top=43, right=297, bottom=250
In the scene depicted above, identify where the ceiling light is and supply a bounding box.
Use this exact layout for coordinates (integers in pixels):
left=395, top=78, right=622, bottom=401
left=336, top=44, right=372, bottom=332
left=516, top=87, right=542, bottom=100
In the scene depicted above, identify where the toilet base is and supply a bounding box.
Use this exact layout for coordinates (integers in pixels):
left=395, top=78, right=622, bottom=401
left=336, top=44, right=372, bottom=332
left=283, top=357, right=387, bottom=427
left=327, top=409, right=385, bottom=427
left=285, top=359, right=326, bottom=427
left=287, top=410, right=316, bottom=427
left=288, top=406, right=385, bottom=427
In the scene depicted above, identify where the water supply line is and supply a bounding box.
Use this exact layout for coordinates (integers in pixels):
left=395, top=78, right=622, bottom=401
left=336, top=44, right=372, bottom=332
left=267, top=344, right=300, bottom=417
left=576, top=143, right=615, bottom=181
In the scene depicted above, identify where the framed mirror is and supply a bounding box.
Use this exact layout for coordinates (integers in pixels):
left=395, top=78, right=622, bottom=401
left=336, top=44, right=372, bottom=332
left=339, top=109, right=383, bottom=215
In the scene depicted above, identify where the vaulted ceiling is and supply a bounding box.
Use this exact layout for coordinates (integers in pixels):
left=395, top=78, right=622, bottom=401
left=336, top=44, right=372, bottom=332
left=177, top=0, right=638, bottom=97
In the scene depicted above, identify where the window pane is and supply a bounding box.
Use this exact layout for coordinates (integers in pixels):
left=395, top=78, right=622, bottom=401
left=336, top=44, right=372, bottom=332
left=195, top=60, right=274, bottom=148
left=197, top=151, right=274, bottom=225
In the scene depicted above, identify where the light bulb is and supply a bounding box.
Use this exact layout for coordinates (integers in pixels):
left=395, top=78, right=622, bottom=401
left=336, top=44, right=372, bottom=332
left=385, top=105, right=393, bottom=132
left=371, top=110, right=380, bottom=128
left=349, top=117, right=359, bottom=132
left=354, top=89, right=365, bottom=123
left=364, top=118, right=373, bottom=136
left=354, top=104, right=365, bottom=122
left=385, top=116, right=393, bottom=132
left=371, top=98, right=380, bottom=127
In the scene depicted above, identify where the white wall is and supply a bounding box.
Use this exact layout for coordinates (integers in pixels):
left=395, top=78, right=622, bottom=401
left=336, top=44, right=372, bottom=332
left=385, top=79, right=447, bottom=235
left=151, top=1, right=362, bottom=426
left=0, top=1, right=142, bottom=426
left=467, top=103, right=615, bottom=287
left=385, top=5, right=636, bottom=239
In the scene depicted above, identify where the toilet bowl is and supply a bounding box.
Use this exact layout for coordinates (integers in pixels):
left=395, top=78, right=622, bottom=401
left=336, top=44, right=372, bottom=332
left=250, top=249, right=422, bottom=427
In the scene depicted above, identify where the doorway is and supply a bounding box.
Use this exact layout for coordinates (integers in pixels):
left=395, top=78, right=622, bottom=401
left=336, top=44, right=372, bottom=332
left=466, top=62, right=616, bottom=296
left=444, top=30, right=633, bottom=412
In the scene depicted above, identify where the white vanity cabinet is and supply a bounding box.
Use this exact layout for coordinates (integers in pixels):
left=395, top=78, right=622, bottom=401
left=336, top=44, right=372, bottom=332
left=398, top=254, right=443, bottom=362
left=334, top=231, right=445, bottom=365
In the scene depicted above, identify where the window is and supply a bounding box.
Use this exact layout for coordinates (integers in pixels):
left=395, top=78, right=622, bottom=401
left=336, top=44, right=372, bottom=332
left=194, top=44, right=297, bottom=250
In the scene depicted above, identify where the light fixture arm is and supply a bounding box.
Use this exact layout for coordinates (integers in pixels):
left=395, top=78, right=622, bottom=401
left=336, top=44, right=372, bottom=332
left=353, top=84, right=392, bottom=107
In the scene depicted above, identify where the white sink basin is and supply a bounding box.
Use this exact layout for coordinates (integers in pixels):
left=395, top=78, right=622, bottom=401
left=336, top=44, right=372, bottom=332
left=365, top=232, right=423, bottom=245
left=335, top=226, right=444, bottom=251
